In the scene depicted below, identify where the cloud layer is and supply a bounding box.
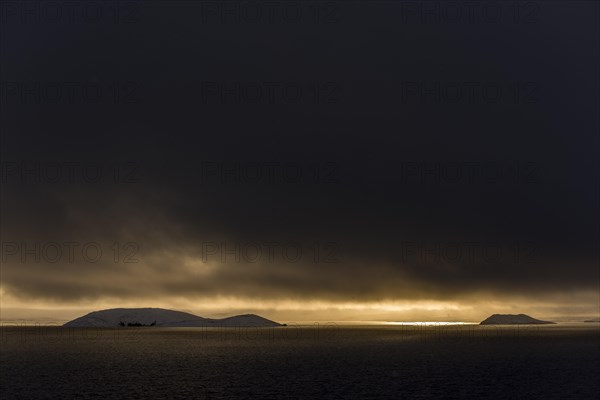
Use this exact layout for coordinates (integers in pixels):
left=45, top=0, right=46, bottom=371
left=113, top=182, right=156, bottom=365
left=1, top=1, right=598, bottom=320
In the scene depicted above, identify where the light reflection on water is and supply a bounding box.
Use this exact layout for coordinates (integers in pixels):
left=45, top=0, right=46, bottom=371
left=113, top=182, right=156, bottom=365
left=383, top=321, right=476, bottom=325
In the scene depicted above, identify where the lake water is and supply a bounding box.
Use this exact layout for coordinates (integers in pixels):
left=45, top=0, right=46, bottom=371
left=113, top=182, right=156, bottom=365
left=1, top=324, right=598, bottom=399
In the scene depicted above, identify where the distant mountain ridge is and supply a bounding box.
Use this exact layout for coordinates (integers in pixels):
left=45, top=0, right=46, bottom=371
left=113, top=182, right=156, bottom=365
left=480, top=314, right=555, bottom=325
left=63, top=308, right=282, bottom=328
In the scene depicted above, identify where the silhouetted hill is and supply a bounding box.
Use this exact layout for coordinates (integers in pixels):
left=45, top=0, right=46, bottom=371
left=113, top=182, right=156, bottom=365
left=63, top=308, right=282, bottom=327
left=480, top=314, right=555, bottom=325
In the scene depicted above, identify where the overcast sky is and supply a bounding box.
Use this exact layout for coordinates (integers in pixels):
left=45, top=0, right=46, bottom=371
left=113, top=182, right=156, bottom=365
left=1, top=1, right=598, bottom=322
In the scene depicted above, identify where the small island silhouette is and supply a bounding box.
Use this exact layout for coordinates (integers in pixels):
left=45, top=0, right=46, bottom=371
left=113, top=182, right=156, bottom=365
left=480, top=314, right=555, bottom=325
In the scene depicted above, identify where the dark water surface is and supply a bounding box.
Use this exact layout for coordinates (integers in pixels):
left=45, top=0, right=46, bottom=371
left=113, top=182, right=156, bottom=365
left=1, top=325, right=598, bottom=399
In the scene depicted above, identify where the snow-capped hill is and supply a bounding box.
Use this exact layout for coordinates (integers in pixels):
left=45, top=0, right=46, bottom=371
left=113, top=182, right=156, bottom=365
left=480, top=314, right=555, bottom=325
left=63, top=308, right=206, bottom=327
left=63, top=308, right=282, bottom=327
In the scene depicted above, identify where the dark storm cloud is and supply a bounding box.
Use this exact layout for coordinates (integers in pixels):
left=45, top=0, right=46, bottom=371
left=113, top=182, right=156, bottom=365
left=1, top=1, right=598, bottom=308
